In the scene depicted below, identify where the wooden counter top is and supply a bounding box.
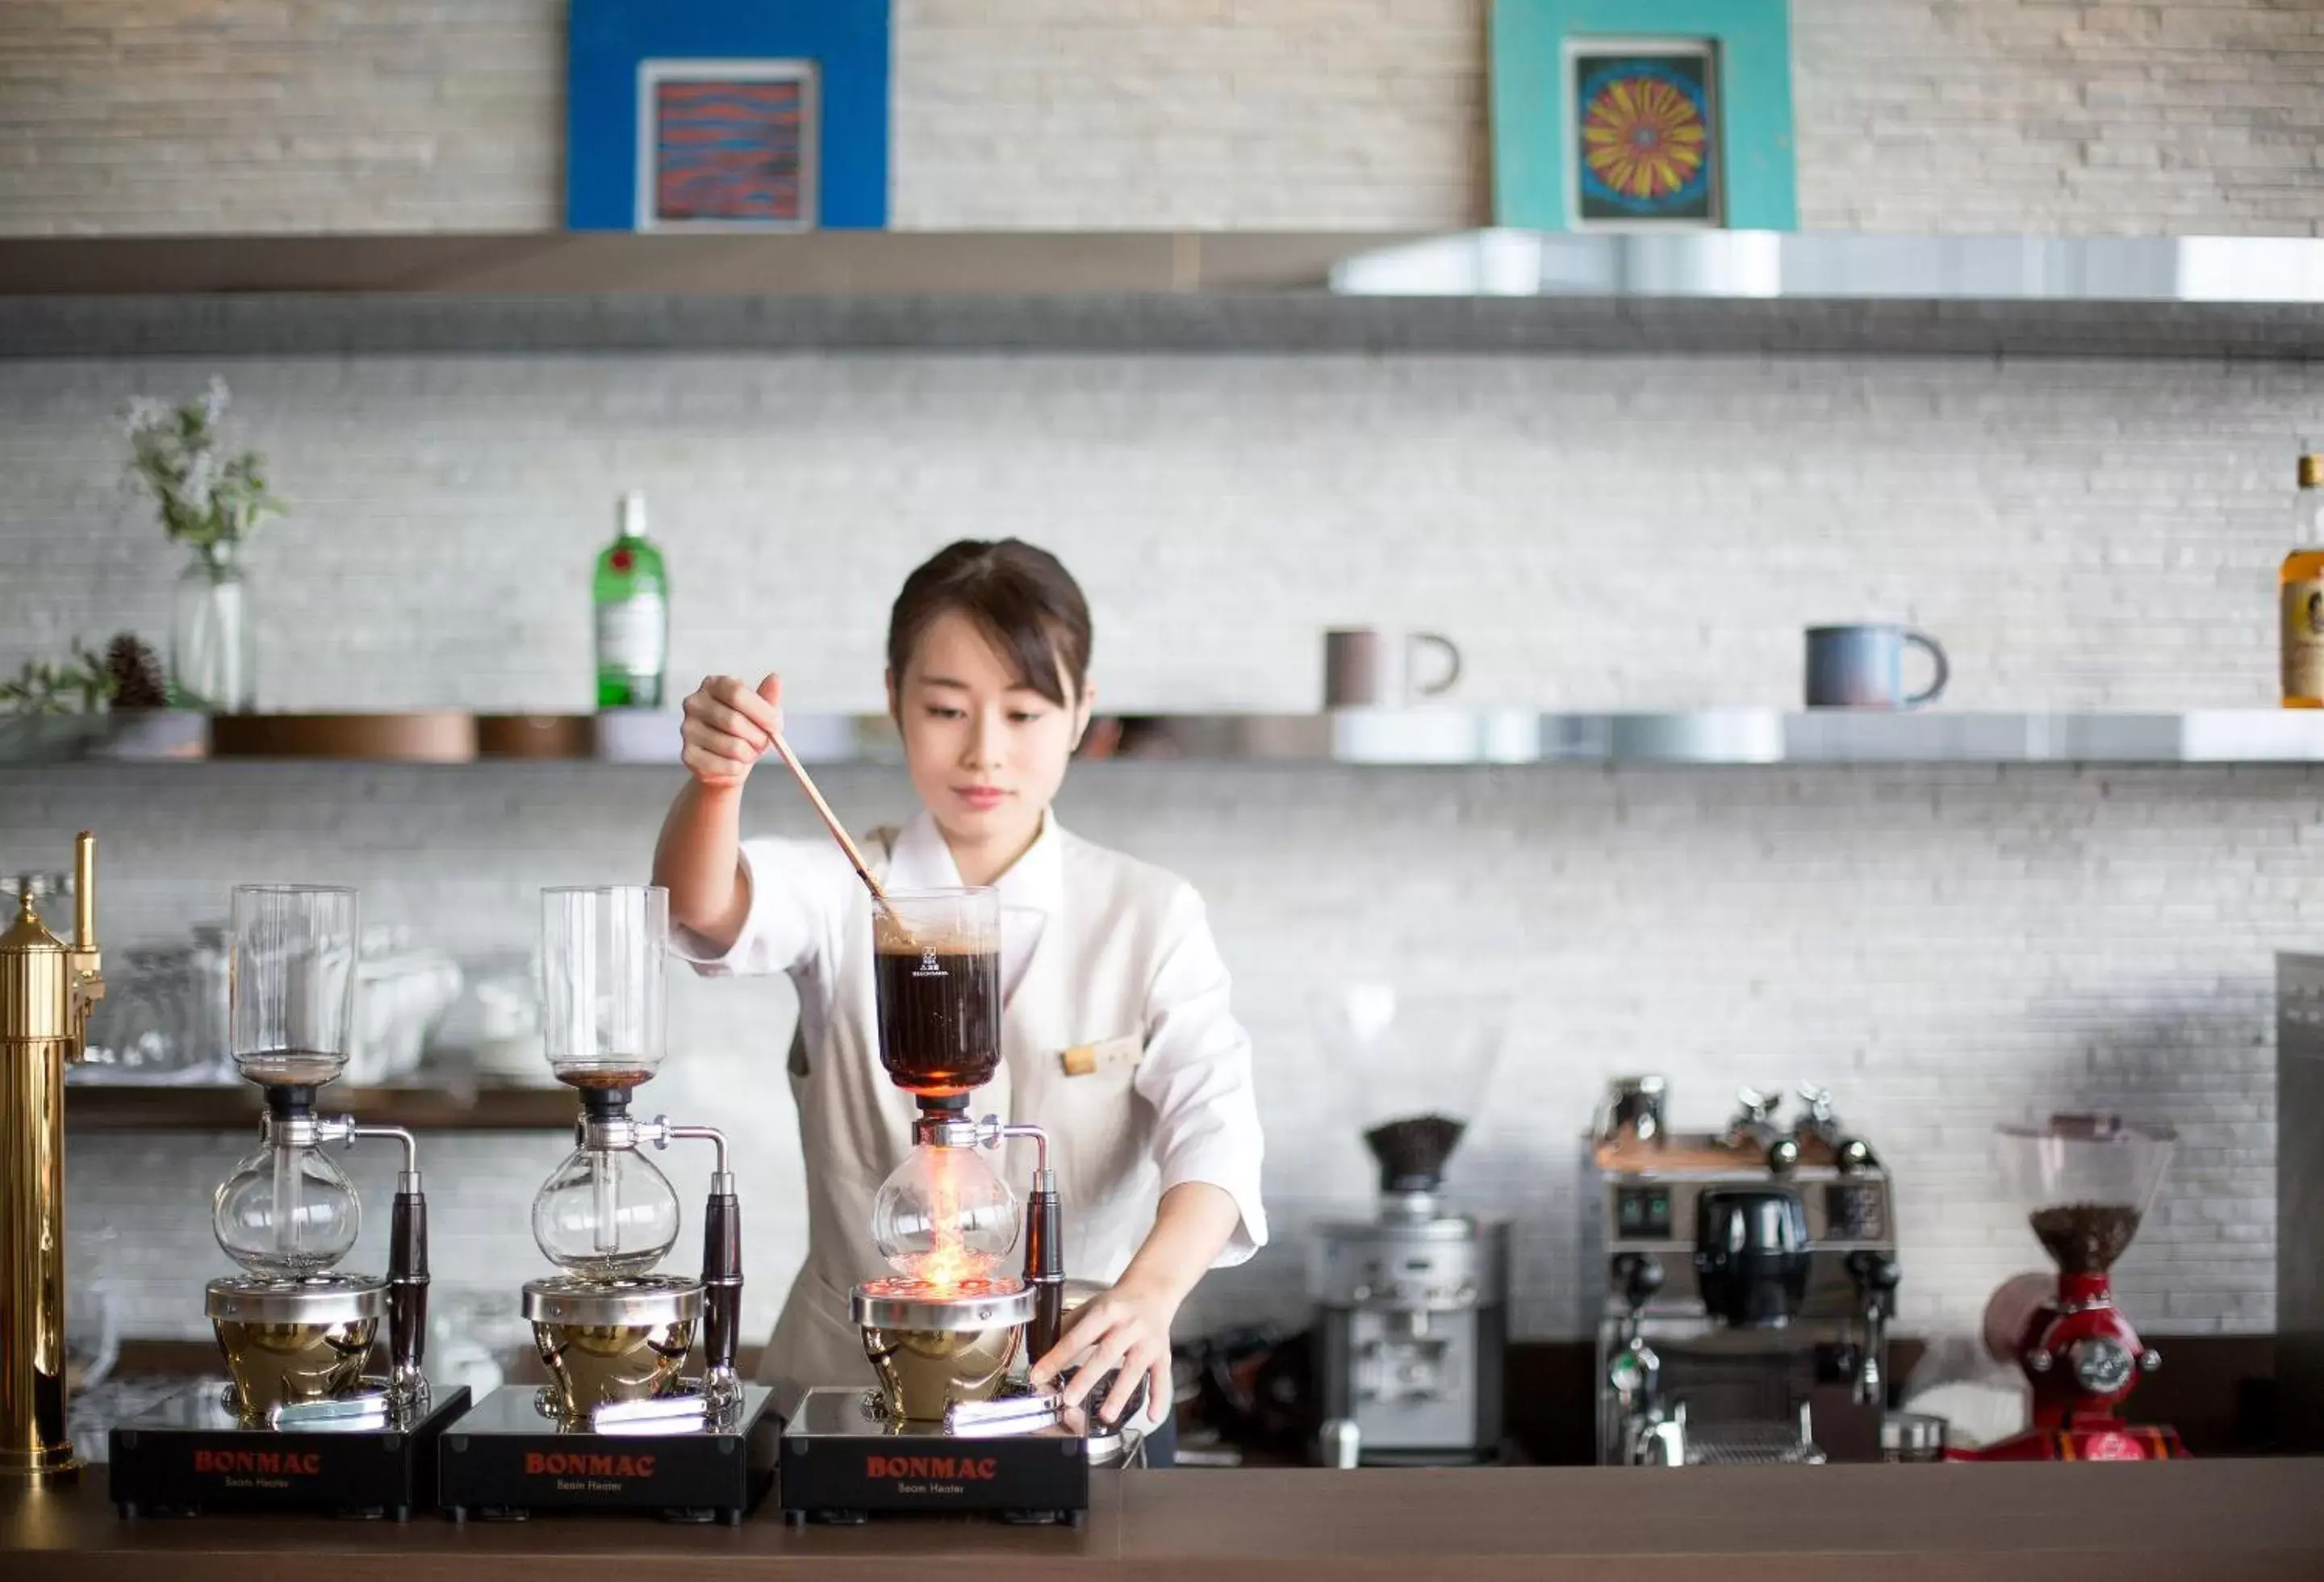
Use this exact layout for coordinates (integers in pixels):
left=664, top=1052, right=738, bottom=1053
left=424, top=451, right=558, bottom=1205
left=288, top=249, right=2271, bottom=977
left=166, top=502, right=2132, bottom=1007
left=8, top=1460, right=2324, bottom=1580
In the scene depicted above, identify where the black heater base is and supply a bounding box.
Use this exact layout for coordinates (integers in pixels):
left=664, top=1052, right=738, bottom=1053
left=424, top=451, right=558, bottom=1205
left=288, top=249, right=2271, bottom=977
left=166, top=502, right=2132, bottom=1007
left=778, top=1387, right=1092, bottom=1527
left=436, top=1384, right=779, bottom=1526
left=108, top=1384, right=471, bottom=1521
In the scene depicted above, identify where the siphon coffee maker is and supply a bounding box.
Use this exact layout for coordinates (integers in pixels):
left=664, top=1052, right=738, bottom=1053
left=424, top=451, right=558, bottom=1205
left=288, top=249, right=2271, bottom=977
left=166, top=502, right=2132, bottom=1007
left=780, top=885, right=1131, bottom=1528
left=110, top=885, right=470, bottom=1519
left=1950, top=1115, right=2185, bottom=1462
left=437, top=885, right=777, bottom=1524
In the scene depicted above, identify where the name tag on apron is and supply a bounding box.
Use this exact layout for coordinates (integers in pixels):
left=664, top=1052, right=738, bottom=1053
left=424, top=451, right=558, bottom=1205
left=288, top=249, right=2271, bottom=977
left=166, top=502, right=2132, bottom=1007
left=1060, top=1034, right=1142, bottom=1078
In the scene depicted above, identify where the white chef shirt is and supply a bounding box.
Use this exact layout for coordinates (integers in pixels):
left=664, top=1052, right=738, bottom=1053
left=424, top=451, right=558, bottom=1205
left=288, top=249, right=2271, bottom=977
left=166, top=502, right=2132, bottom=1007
left=674, top=810, right=1269, bottom=1267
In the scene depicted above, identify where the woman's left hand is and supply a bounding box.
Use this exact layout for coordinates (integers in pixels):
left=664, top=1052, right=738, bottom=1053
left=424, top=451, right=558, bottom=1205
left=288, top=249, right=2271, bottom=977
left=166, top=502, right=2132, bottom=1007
left=1027, top=1278, right=1177, bottom=1429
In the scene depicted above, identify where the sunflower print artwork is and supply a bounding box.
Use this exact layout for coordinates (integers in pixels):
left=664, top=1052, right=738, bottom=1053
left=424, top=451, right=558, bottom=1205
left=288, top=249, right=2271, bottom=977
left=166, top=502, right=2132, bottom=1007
left=1574, top=57, right=1716, bottom=220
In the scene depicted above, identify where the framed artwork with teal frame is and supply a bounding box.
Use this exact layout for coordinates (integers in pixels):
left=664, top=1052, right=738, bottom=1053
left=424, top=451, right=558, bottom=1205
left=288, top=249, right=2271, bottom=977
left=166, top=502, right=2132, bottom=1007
left=567, top=0, right=890, bottom=232
left=1490, top=0, right=1796, bottom=232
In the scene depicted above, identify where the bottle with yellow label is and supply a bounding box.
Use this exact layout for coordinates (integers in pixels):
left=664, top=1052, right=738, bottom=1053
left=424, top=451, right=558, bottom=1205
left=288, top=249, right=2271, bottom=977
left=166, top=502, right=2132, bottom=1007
left=2284, top=454, right=2324, bottom=707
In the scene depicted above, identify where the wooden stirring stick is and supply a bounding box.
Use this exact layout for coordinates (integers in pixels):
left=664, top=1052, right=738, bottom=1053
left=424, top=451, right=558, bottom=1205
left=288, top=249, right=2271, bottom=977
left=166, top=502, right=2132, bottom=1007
left=765, top=731, right=892, bottom=912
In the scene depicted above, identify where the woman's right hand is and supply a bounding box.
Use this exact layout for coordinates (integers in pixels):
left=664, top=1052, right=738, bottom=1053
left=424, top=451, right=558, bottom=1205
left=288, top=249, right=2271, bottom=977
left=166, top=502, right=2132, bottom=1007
left=679, top=673, right=784, bottom=788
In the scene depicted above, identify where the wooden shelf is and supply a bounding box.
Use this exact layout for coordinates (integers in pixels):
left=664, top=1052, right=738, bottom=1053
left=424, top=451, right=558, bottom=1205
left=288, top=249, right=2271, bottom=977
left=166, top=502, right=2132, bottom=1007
left=0, top=231, right=1394, bottom=298
left=65, top=1079, right=577, bottom=1132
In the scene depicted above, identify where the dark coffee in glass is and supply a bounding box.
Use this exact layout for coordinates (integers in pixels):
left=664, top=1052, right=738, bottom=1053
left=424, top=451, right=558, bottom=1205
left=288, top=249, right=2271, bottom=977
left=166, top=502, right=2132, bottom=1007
left=872, top=889, right=1001, bottom=1097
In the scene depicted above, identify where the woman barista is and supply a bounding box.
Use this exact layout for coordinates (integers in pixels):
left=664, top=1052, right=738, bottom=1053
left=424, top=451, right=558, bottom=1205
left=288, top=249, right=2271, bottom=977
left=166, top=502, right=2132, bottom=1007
left=652, top=539, right=1266, bottom=1464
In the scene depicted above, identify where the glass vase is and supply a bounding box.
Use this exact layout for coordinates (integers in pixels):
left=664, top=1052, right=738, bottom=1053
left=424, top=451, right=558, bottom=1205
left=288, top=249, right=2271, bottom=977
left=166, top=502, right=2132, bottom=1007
left=170, top=540, right=254, bottom=711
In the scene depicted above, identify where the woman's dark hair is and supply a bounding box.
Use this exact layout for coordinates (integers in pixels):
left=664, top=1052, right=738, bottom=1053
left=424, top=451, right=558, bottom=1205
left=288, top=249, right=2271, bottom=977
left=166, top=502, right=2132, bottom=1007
left=887, top=539, right=1093, bottom=707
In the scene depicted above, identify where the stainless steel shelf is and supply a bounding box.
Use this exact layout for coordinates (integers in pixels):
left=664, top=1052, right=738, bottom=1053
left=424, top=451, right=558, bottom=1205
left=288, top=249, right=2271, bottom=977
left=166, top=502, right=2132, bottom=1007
left=1329, top=230, right=2324, bottom=304
left=11, top=709, right=2324, bottom=768
left=9, top=231, right=2324, bottom=359
left=1094, top=709, right=2324, bottom=765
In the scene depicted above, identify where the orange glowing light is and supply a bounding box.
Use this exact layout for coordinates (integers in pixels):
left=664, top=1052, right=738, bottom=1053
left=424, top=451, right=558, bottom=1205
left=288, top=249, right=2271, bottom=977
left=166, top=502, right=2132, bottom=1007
left=924, top=1149, right=967, bottom=1290
left=873, top=1143, right=1018, bottom=1288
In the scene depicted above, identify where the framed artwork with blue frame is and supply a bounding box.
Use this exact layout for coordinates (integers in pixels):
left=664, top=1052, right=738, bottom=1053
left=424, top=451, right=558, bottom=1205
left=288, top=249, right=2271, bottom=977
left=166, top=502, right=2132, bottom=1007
left=569, top=0, right=889, bottom=232
left=1490, top=0, right=1795, bottom=232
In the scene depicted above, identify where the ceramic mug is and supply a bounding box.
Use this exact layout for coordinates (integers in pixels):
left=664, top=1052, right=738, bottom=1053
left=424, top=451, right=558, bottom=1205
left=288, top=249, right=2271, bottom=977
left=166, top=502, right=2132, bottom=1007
left=1324, top=629, right=1462, bottom=708
left=1804, top=625, right=1949, bottom=710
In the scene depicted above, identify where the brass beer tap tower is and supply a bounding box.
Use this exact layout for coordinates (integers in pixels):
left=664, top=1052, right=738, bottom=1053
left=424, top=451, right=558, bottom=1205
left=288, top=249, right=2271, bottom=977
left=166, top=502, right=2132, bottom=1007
left=1, top=833, right=103, bottom=1482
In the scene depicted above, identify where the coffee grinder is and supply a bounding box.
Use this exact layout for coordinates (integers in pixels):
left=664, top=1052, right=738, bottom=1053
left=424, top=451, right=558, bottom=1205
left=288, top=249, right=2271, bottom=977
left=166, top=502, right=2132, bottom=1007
left=780, top=885, right=1133, bottom=1528
left=1950, top=1115, right=2184, bottom=1462
left=437, top=885, right=777, bottom=1524
left=110, top=885, right=469, bottom=1519
left=1308, top=986, right=1510, bottom=1467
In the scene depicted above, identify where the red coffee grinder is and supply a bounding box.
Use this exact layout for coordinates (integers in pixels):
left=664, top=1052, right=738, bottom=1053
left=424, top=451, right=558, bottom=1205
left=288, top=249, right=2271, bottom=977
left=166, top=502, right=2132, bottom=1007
left=1952, top=1115, right=2184, bottom=1462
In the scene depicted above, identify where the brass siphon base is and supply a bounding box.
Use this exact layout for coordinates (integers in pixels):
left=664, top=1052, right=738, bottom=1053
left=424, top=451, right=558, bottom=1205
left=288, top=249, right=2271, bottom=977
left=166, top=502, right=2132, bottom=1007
left=523, top=1274, right=700, bottom=1420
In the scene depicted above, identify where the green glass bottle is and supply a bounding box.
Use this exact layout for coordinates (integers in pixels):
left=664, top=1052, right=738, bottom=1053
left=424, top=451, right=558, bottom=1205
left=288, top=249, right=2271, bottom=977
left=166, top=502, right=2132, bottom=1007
left=594, top=491, right=668, bottom=709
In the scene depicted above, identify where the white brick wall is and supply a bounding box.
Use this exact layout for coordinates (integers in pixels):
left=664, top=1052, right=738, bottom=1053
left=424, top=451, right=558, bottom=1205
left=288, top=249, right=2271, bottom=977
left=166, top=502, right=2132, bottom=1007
left=0, top=350, right=2310, bottom=715
left=7, top=2, right=2324, bottom=235
left=2, top=343, right=2315, bottom=1342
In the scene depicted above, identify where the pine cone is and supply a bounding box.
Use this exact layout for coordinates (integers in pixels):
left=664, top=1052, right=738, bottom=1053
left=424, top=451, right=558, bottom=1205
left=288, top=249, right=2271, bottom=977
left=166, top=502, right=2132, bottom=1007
left=104, top=633, right=169, bottom=709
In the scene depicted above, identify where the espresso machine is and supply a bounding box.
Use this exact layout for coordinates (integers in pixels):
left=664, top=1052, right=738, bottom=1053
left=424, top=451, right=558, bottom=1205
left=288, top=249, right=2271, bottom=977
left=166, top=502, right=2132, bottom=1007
left=2, top=835, right=103, bottom=1484
left=1592, top=1081, right=1900, bottom=1467
left=1309, top=986, right=1508, bottom=1466
left=109, top=885, right=469, bottom=1518
left=436, top=885, right=777, bottom=1524
left=780, top=885, right=1132, bottom=1528
left=1948, top=1115, right=2184, bottom=1462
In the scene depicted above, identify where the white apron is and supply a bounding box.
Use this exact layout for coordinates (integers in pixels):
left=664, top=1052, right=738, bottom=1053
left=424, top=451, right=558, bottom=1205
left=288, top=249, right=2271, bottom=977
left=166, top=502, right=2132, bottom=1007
left=757, top=822, right=1168, bottom=1419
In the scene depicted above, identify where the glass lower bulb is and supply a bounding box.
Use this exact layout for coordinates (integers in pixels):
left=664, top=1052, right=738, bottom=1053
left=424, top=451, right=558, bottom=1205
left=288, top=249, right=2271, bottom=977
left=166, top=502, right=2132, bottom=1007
left=532, top=1145, right=681, bottom=1276
left=871, top=1145, right=1021, bottom=1287
left=213, top=1141, right=361, bottom=1279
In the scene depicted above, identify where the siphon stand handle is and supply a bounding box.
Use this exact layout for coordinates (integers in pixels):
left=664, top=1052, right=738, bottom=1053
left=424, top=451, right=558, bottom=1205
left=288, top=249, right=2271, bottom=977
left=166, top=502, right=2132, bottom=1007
left=1024, top=1182, right=1064, bottom=1364
left=345, top=1122, right=427, bottom=1408
left=652, top=1120, right=741, bottom=1407
left=701, top=1186, right=742, bottom=1392
left=387, top=1182, right=429, bottom=1404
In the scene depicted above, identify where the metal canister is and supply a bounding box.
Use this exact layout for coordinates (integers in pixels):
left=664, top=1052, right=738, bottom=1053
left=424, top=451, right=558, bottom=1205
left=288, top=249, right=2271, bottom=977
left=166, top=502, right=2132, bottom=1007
left=1879, top=1412, right=1947, bottom=1463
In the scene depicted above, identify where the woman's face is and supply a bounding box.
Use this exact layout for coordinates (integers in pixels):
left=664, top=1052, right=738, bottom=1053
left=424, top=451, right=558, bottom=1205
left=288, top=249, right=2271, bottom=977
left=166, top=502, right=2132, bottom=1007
left=890, top=609, right=1091, bottom=856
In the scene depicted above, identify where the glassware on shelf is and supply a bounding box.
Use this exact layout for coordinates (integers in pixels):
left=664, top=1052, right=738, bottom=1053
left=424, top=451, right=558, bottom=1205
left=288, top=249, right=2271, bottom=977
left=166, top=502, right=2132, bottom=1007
left=347, top=924, right=464, bottom=1086
left=433, top=949, right=548, bottom=1086
left=78, top=946, right=187, bottom=1078
left=188, top=922, right=232, bottom=1077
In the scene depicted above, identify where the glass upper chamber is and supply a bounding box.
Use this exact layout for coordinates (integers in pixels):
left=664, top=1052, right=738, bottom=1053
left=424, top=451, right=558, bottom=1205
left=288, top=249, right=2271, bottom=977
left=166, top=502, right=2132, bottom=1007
left=1312, top=982, right=1507, bottom=1192
left=532, top=1144, right=682, bottom=1277
left=871, top=1144, right=1021, bottom=1287
left=212, top=1140, right=362, bottom=1279
left=540, top=885, right=669, bottom=1090
left=1996, top=1115, right=2177, bottom=1274
left=229, top=884, right=359, bottom=1088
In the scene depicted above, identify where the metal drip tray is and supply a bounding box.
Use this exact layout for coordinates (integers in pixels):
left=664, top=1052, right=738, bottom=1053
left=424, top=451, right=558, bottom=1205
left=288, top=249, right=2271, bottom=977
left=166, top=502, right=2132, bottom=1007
left=1686, top=1420, right=1827, bottom=1465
